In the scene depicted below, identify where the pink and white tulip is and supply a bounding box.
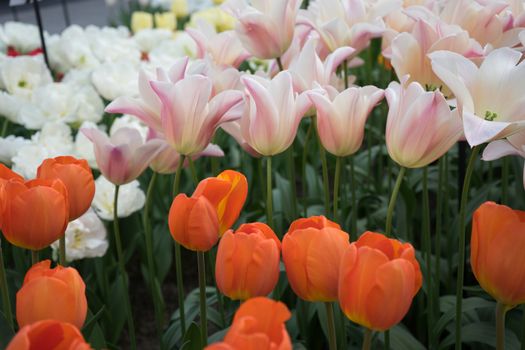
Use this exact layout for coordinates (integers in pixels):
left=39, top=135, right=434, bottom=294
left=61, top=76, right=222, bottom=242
left=81, top=127, right=162, bottom=185
left=239, top=71, right=311, bottom=156
left=223, top=0, right=301, bottom=59
left=308, top=85, right=384, bottom=157
left=385, top=77, right=463, bottom=168
left=483, top=131, right=525, bottom=189
left=105, top=57, right=190, bottom=132
left=151, top=74, right=244, bottom=156
left=186, top=20, right=250, bottom=68
left=430, top=47, right=525, bottom=147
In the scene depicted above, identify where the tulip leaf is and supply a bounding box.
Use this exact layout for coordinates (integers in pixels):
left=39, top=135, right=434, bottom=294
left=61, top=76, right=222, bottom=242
left=180, top=322, right=202, bottom=350
left=153, top=223, right=173, bottom=283
left=82, top=306, right=106, bottom=335
left=440, top=321, right=520, bottom=349
left=386, top=324, right=426, bottom=350
left=107, top=278, right=128, bottom=343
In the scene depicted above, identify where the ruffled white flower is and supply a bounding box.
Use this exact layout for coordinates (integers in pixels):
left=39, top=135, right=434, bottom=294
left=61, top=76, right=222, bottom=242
left=85, top=26, right=141, bottom=64
left=148, top=32, right=197, bottom=67
left=11, top=122, right=75, bottom=178
left=0, top=135, right=32, bottom=165
left=91, top=61, right=139, bottom=101
left=0, top=22, right=42, bottom=53
left=0, top=56, right=52, bottom=99
left=0, top=91, right=25, bottom=124
left=51, top=209, right=109, bottom=262
left=48, top=26, right=100, bottom=72
left=133, top=29, right=173, bottom=53
left=92, top=176, right=146, bottom=220
left=110, top=114, right=149, bottom=142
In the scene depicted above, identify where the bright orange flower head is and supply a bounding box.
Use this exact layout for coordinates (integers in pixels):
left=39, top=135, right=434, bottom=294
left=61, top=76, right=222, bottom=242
left=283, top=224, right=350, bottom=302
left=2, top=178, right=69, bottom=250
left=0, top=164, right=24, bottom=225
left=168, top=193, right=219, bottom=251
left=37, top=156, right=95, bottom=221
left=193, top=170, right=248, bottom=235
left=7, top=319, right=91, bottom=350
left=205, top=297, right=292, bottom=350
left=286, top=215, right=341, bottom=233
left=338, top=231, right=422, bottom=331
left=471, top=201, right=525, bottom=306
left=16, top=260, right=87, bottom=329
left=215, top=223, right=281, bottom=300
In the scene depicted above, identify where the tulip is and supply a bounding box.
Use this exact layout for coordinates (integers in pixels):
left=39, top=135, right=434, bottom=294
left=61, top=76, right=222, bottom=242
left=172, top=0, right=189, bottom=18
left=287, top=215, right=341, bottom=232
left=16, top=260, right=87, bottom=329
left=7, top=320, right=91, bottom=350
left=187, top=20, right=250, bottom=68
left=385, top=77, right=463, bottom=168
left=471, top=201, right=525, bottom=306
left=168, top=194, right=219, bottom=251
left=430, top=47, right=525, bottom=147
left=283, top=224, right=350, bottom=301
left=205, top=297, right=292, bottom=350
left=482, top=132, right=525, bottom=190
left=308, top=85, right=384, bottom=157
left=131, top=11, right=154, bottom=33
left=223, top=0, right=300, bottom=59
left=0, top=164, right=24, bottom=222
left=81, top=127, right=162, bottom=185
left=240, top=71, right=311, bottom=156
left=192, top=170, right=248, bottom=235
left=155, top=12, right=177, bottom=31
left=105, top=57, right=190, bottom=133
left=37, top=156, right=95, bottom=221
left=150, top=74, right=244, bottom=156
left=215, top=223, right=280, bottom=300
left=338, top=231, right=422, bottom=331
left=1, top=179, right=68, bottom=251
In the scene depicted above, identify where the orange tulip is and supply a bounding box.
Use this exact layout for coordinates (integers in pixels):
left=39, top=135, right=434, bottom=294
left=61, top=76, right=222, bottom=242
left=168, top=193, right=219, bottom=251
left=0, top=165, right=24, bottom=226
left=16, top=260, right=87, bottom=329
left=338, top=231, right=422, bottom=331
left=2, top=178, right=69, bottom=250
left=37, top=156, right=95, bottom=221
left=205, top=297, right=292, bottom=350
left=193, top=170, right=248, bottom=235
left=215, top=223, right=280, bottom=300
left=471, top=201, right=525, bottom=306
left=286, top=215, right=341, bottom=232
left=282, top=223, right=350, bottom=301
left=7, top=319, right=91, bottom=350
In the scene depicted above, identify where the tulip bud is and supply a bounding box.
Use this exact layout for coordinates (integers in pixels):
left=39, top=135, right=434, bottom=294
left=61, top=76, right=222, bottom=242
left=37, top=156, right=95, bottom=221
left=215, top=223, right=280, bottom=300
left=16, top=260, right=87, bottom=329
left=155, top=12, right=177, bottom=31
left=338, top=232, right=422, bottom=331
left=168, top=194, right=219, bottom=251
left=131, top=11, right=154, bottom=33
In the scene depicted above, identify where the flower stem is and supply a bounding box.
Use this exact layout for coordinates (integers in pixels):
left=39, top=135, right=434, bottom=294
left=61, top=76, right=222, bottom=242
left=315, top=116, right=330, bottom=217
left=385, top=167, right=406, bottom=236
left=266, top=156, right=274, bottom=230
left=325, top=302, right=337, bottom=350
left=113, top=184, right=137, bottom=350
left=0, top=242, right=13, bottom=331
left=455, top=145, right=481, bottom=350
left=207, top=251, right=225, bottom=327
left=287, top=146, right=298, bottom=219
left=362, top=328, right=373, bottom=350
left=276, top=57, right=284, bottom=72
left=143, top=172, right=165, bottom=347
left=496, top=302, right=509, bottom=350
left=187, top=157, right=199, bottom=186
left=502, top=158, right=509, bottom=204
left=197, top=251, right=208, bottom=346
left=173, top=156, right=186, bottom=334
left=31, top=250, right=39, bottom=265
left=302, top=119, right=314, bottom=217
left=435, top=158, right=444, bottom=315
left=343, top=59, right=349, bottom=89
left=1, top=118, right=9, bottom=137
left=422, top=166, right=435, bottom=349
left=350, top=157, right=357, bottom=241
left=333, top=156, right=342, bottom=222
left=59, top=235, right=66, bottom=266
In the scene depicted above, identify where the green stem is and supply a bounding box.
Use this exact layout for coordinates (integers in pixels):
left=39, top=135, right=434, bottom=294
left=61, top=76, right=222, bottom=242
left=325, top=302, right=337, bottom=350
left=276, top=57, right=284, bottom=71
left=211, top=135, right=220, bottom=176
left=343, top=59, right=349, bottom=89
left=455, top=145, right=481, bottom=350
left=287, top=146, right=298, bottom=219
left=31, top=250, right=39, bottom=265
left=59, top=235, right=66, bottom=266
left=197, top=251, right=208, bottom=346
left=302, top=119, right=314, bottom=217
left=521, top=305, right=525, bottom=350
left=187, top=157, right=199, bottom=186
left=1, top=118, right=9, bottom=137
left=350, top=157, right=357, bottom=240
left=362, top=328, right=373, bottom=350
left=143, top=172, right=165, bottom=347
left=113, top=185, right=137, bottom=350
left=315, top=116, right=330, bottom=217
left=173, top=156, right=186, bottom=334
left=422, top=167, right=435, bottom=349
left=496, top=302, right=508, bottom=350
left=384, top=330, right=389, bottom=350
left=385, top=167, right=406, bottom=237
left=333, top=156, right=342, bottom=222
left=502, top=158, right=509, bottom=204
left=207, top=251, right=226, bottom=327
left=0, top=242, right=13, bottom=331
left=435, top=158, right=444, bottom=314
left=266, top=156, right=274, bottom=230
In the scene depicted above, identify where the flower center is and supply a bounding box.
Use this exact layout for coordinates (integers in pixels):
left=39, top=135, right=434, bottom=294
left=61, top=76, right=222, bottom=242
left=484, top=110, right=498, bottom=121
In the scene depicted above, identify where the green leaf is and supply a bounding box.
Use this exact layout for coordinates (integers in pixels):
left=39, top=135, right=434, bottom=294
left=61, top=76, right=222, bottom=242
left=441, top=322, right=520, bottom=349
left=0, top=311, right=14, bottom=349
left=180, top=322, right=202, bottom=350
